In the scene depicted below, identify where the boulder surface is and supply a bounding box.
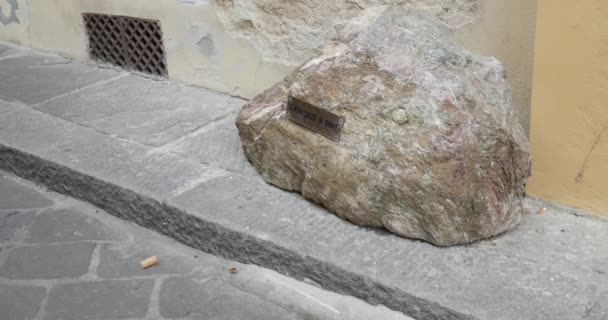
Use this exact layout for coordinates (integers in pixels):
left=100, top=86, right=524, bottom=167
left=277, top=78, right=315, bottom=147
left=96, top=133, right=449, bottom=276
left=236, top=8, right=531, bottom=246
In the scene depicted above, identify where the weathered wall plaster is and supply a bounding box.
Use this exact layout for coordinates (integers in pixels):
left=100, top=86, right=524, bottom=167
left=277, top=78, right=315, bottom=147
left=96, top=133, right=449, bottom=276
left=528, top=0, right=608, bottom=217
left=0, top=0, right=19, bottom=24
left=0, top=0, right=29, bottom=45
left=0, top=0, right=536, bottom=130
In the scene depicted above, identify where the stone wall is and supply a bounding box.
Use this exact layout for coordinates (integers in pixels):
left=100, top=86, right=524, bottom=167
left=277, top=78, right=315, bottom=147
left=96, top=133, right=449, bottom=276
left=0, top=0, right=536, bottom=130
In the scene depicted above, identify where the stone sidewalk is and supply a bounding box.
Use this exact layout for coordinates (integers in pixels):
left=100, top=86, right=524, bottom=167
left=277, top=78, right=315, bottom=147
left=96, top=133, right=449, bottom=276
left=0, top=172, right=412, bottom=320
left=0, top=42, right=607, bottom=320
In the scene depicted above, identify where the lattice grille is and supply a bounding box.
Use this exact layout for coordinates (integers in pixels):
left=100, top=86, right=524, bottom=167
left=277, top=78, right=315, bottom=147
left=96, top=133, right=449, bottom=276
left=83, top=13, right=168, bottom=77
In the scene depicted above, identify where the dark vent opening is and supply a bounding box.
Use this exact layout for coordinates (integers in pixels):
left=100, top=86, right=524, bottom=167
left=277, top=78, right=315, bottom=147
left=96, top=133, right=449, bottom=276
left=83, top=13, right=168, bottom=77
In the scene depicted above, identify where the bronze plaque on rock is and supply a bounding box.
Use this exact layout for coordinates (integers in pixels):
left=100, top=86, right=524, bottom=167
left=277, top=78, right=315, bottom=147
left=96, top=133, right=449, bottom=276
left=286, top=96, right=345, bottom=142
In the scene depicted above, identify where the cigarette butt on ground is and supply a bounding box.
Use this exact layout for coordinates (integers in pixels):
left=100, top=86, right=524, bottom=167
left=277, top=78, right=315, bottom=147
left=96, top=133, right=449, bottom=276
left=537, top=207, right=546, bottom=215
left=140, top=256, right=158, bottom=269
left=228, top=267, right=238, bottom=274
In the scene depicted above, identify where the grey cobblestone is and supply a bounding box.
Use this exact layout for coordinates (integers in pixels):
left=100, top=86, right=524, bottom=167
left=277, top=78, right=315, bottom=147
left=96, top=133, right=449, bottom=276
left=0, top=55, right=117, bottom=105
left=0, top=171, right=412, bottom=320
left=0, top=175, right=52, bottom=210
left=0, top=211, right=37, bottom=243
left=0, top=100, right=19, bottom=115
left=97, top=241, right=197, bottom=279
left=26, top=209, right=121, bottom=244
left=45, top=279, right=154, bottom=320
left=0, top=284, right=46, bottom=320
left=0, top=242, right=95, bottom=279
left=34, top=74, right=244, bottom=147
left=159, top=276, right=301, bottom=320
left=158, top=115, right=259, bottom=177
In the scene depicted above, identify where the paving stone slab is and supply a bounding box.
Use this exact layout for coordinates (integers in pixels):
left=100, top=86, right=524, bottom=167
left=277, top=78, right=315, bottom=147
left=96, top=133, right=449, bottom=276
left=0, top=100, right=19, bottom=115
left=96, top=236, right=208, bottom=279
left=159, top=114, right=259, bottom=176
left=160, top=276, right=301, bottom=320
left=0, top=242, right=95, bottom=279
left=0, top=174, right=52, bottom=210
left=0, top=211, right=37, bottom=243
left=25, top=209, right=122, bottom=243
left=34, top=75, right=245, bottom=147
left=0, top=284, right=46, bottom=320
left=0, top=109, right=228, bottom=198
left=0, top=172, right=413, bottom=320
left=0, top=55, right=117, bottom=105
left=45, top=279, right=154, bottom=320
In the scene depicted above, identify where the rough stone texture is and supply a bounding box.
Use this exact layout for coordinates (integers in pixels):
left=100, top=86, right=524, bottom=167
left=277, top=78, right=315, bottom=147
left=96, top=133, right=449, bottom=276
left=46, top=280, right=155, bottom=320
left=236, top=8, right=531, bottom=246
left=0, top=47, right=605, bottom=320
left=216, top=1, right=479, bottom=66
left=0, top=172, right=412, bottom=320
left=0, top=242, right=95, bottom=279
left=35, top=75, right=245, bottom=147
left=0, top=285, right=46, bottom=320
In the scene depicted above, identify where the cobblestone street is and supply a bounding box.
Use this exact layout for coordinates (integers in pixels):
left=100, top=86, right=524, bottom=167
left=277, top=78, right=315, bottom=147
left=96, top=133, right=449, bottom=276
left=0, top=172, right=411, bottom=320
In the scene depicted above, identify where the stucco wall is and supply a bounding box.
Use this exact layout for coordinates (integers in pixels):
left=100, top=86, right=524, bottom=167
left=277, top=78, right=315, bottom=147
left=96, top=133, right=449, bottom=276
left=0, top=0, right=28, bottom=45
left=0, top=0, right=536, bottom=130
left=527, top=0, right=608, bottom=217
left=453, top=0, right=537, bottom=133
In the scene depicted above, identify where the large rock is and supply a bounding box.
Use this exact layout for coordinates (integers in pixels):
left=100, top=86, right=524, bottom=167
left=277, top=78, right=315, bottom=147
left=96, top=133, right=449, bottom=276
left=236, top=8, right=531, bottom=246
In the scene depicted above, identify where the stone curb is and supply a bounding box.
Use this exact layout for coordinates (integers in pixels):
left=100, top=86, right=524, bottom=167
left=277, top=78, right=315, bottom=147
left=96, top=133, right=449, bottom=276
left=0, top=146, right=467, bottom=320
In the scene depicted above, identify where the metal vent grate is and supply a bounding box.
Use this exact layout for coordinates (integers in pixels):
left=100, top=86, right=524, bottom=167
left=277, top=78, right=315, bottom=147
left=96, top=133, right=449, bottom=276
left=83, top=13, right=168, bottom=77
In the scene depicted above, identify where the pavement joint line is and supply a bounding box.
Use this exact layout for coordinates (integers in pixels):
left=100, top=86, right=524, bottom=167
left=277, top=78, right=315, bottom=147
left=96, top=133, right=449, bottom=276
left=30, top=73, right=130, bottom=109
left=0, top=106, right=26, bottom=118
left=0, top=275, right=167, bottom=286
left=0, top=95, right=29, bottom=109
left=84, top=243, right=101, bottom=281
left=0, top=240, right=122, bottom=247
left=166, top=173, right=225, bottom=199
left=17, top=100, right=156, bottom=150
left=26, top=61, right=74, bottom=68
left=32, top=285, right=50, bottom=320
left=218, top=275, right=318, bottom=319
left=153, top=109, right=240, bottom=151
left=145, top=275, right=169, bottom=319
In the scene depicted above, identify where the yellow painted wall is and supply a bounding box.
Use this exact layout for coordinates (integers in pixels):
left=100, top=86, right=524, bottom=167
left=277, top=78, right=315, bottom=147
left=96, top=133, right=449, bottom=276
left=528, top=0, right=608, bottom=216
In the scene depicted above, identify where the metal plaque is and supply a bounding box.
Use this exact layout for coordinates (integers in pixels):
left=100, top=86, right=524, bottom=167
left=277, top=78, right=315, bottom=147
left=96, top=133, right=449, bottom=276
left=286, top=96, right=345, bottom=142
